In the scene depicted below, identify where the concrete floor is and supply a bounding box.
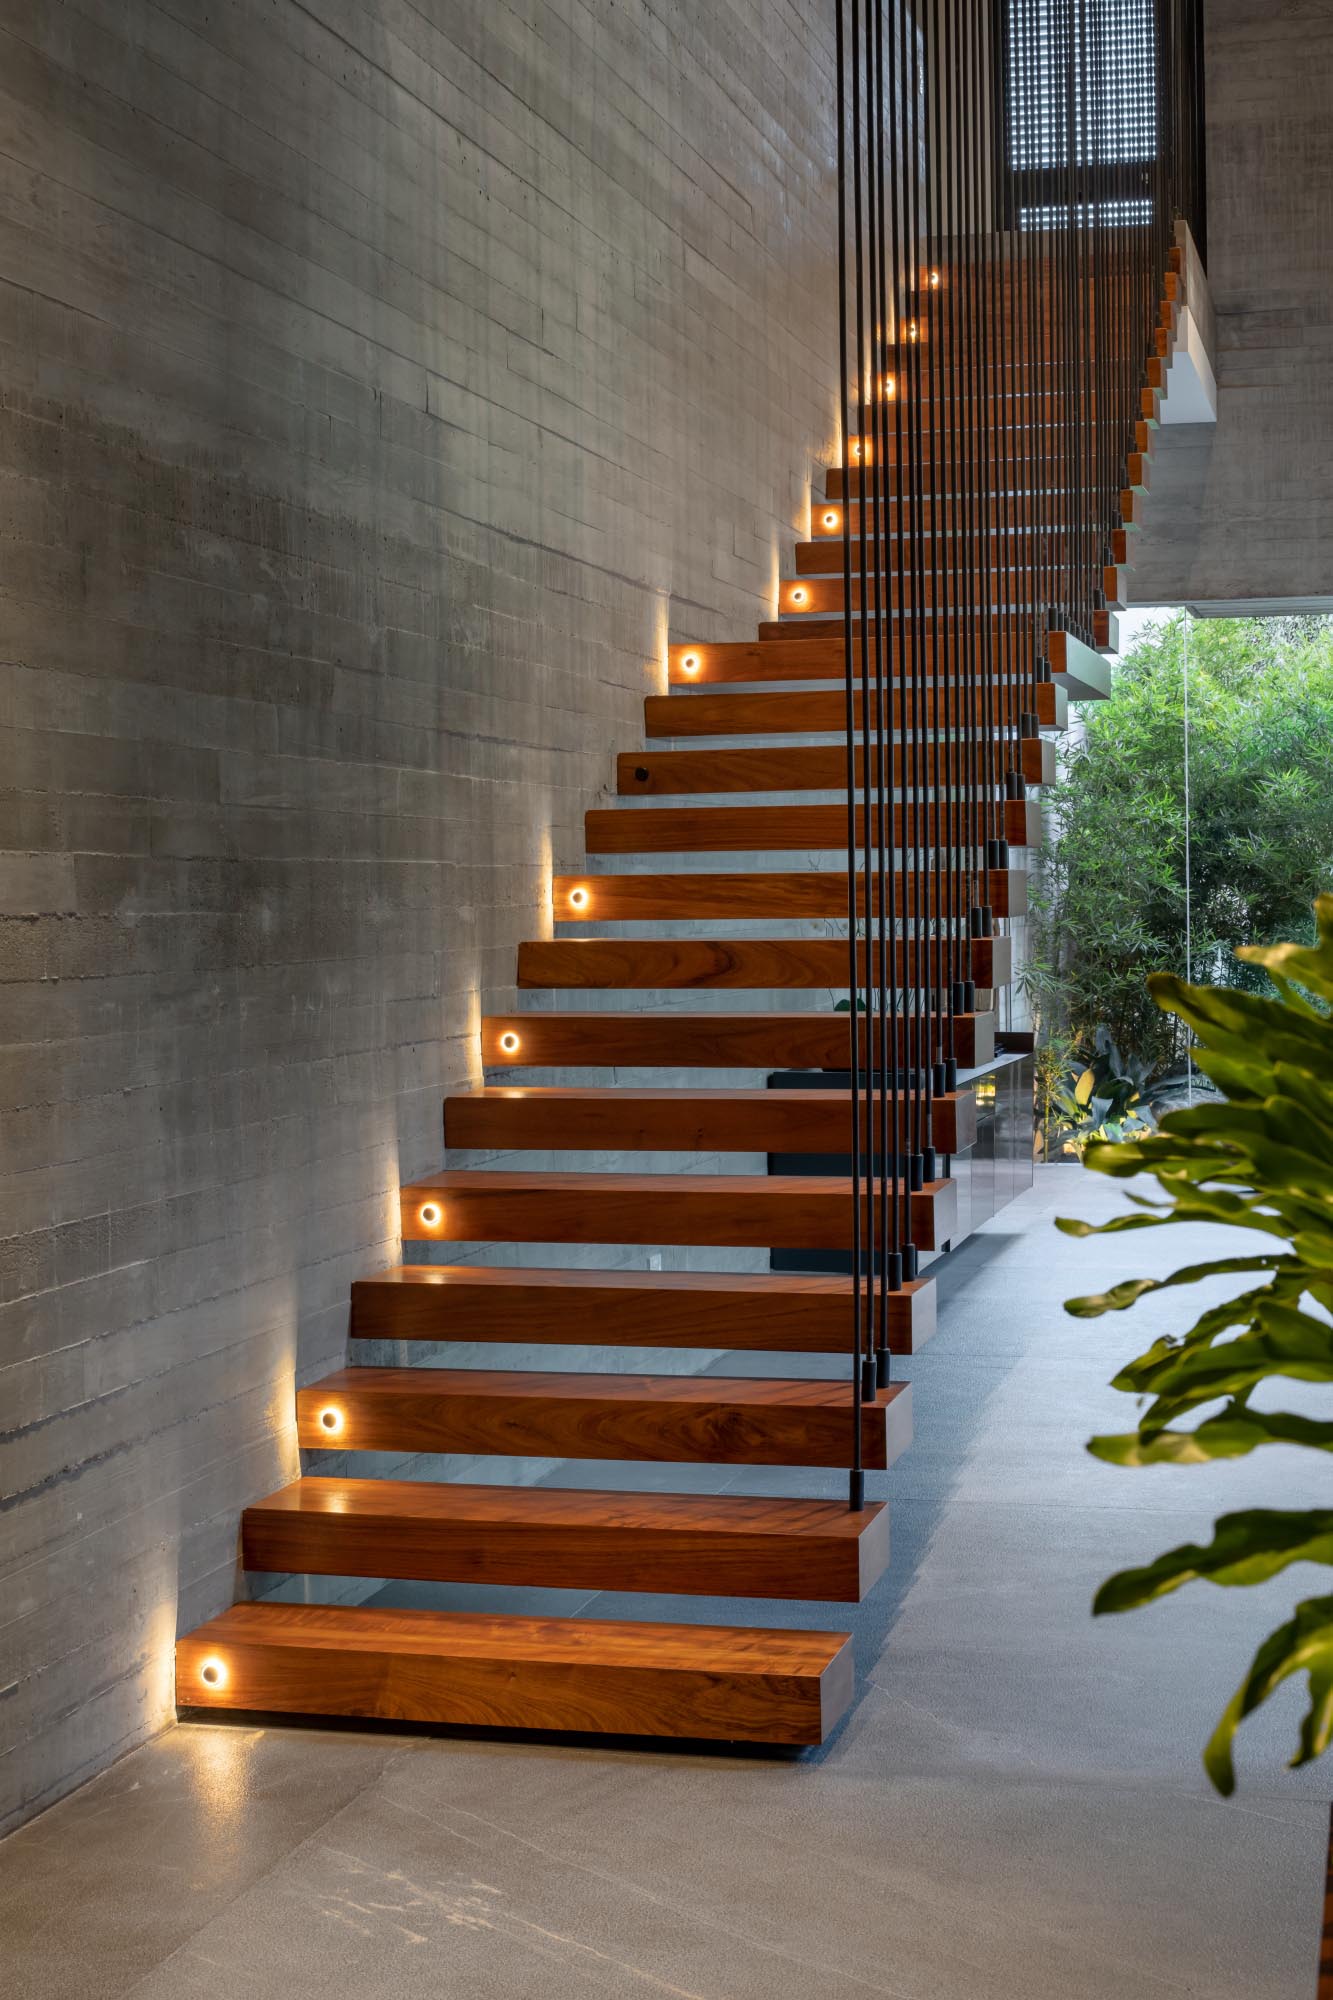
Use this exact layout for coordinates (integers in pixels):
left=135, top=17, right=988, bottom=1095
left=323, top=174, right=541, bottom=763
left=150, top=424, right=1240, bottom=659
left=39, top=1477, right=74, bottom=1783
left=3, top=1167, right=1330, bottom=1998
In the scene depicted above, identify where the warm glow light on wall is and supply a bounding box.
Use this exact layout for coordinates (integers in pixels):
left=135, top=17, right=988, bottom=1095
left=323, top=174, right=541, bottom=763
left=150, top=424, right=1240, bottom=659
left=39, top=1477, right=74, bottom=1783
left=568, top=887, right=590, bottom=911
left=680, top=651, right=701, bottom=675
left=200, top=1657, right=228, bottom=1690
left=790, top=586, right=808, bottom=606
left=318, top=1406, right=344, bottom=1436
left=929, top=269, right=940, bottom=289
left=419, top=1202, right=442, bottom=1228
left=908, top=321, right=919, bottom=342
left=882, top=374, right=896, bottom=399
left=498, top=1031, right=520, bottom=1054
left=822, top=509, right=840, bottom=530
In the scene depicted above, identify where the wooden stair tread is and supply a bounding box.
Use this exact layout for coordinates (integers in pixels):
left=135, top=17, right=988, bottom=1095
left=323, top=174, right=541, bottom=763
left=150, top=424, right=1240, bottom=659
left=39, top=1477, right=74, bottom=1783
left=757, top=611, right=1117, bottom=650
left=550, top=870, right=1026, bottom=922
left=481, top=1008, right=996, bottom=1071
left=241, top=1475, right=891, bottom=1601
left=646, top=684, right=1066, bottom=732
left=617, top=742, right=1052, bottom=794
left=515, top=934, right=1012, bottom=993
left=182, top=1600, right=846, bottom=1671
left=777, top=572, right=1118, bottom=617
left=297, top=1366, right=913, bottom=1469
left=444, top=1082, right=976, bottom=1154
left=585, top=801, right=1042, bottom=853
left=350, top=1263, right=937, bottom=1356
left=176, top=1601, right=855, bottom=1745
left=669, top=634, right=1053, bottom=685
left=401, top=1168, right=958, bottom=1252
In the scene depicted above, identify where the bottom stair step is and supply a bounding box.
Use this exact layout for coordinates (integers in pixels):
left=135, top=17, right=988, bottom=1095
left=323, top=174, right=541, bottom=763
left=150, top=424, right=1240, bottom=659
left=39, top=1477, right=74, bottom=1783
left=177, top=1602, right=855, bottom=1744
left=242, top=1477, right=890, bottom=1601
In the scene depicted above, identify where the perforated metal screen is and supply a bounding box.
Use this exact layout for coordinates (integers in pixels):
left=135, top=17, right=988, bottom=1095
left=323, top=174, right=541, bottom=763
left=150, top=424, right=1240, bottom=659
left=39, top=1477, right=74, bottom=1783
left=1002, top=0, right=1157, bottom=224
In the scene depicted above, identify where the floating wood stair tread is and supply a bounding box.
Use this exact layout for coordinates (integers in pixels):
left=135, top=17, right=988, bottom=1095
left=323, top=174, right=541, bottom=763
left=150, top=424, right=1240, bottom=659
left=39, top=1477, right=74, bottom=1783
left=617, top=742, right=1051, bottom=794
left=176, top=1602, right=857, bottom=1745
left=516, top=934, right=1011, bottom=992
left=240, top=1477, right=891, bottom=1602
left=444, top=1083, right=976, bottom=1155
left=586, top=800, right=1042, bottom=853
left=400, top=1169, right=958, bottom=1252
left=777, top=570, right=1076, bottom=613
left=823, top=461, right=1142, bottom=502
left=551, top=869, right=1026, bottom=922
left=778, top=569, right=1125, bottom=619
left=758, top=611, right=1117, bottom=651
left=481, top=1008, right=995, bottom=1071
left=668, top=631, right=1100, bottom=692
left=297, top=1366, right=913, bottom=1470
left=647, top=683, right=1066, bottom=732
left=349, top=1264, right=937, bottom=1356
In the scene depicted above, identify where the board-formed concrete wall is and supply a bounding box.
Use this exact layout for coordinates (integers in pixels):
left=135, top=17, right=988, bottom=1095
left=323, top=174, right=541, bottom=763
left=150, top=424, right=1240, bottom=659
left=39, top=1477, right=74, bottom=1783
left=0, top=0, right=839, bottom=1831
left=1131, top=0, right=1333, bottom=611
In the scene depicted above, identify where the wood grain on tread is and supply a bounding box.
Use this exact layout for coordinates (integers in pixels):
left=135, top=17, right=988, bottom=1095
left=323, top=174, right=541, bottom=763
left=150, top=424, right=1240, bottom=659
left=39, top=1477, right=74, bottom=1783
left=240, top=1477, right=892, bottom=1601
left=481, top=1008, right=995, bottom=1071
left=777, top=567, right=1063, bottom=612
left=823, top=462, right=1107, bottom=501
left=349, top=1264, right=937, bottom=1356
left=444, top=1083, right=977, bottom=1155
left=399, top=1169, right=958, bottom=1252
left=756, top=612, right=1117, bottom=651
left=784, top=567, right=1124, bottom=620
left=297, top=1367, right=914, bottom=1470
left=617, top=742, right=1049, bottom=794
left=586, top=799, right=1042, bottom=853
left=551, top=870, right=1026, bottom=922
left=647, top=683, right=1066, bottom=732
left=823, top=497, right=1088, bottom=535
left=176, top=1603, right=856, bottom=1744
left=668, top=634, right=1043, bottom=685
left=517, top=933, right=1011, bottom=992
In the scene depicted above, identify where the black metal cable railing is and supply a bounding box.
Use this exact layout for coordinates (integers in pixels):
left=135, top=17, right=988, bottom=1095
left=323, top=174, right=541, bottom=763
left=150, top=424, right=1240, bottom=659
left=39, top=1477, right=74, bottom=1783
left=834, top=0, right=1205, bottom=1506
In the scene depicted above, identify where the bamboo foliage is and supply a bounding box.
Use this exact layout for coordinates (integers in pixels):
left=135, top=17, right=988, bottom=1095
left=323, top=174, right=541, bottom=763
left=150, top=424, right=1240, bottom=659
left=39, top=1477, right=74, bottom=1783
left=1060, top=892, right=1333, bottom=1793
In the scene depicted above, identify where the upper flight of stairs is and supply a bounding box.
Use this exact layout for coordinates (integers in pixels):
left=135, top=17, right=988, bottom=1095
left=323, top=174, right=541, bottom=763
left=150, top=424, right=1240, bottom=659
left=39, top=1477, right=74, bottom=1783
left=177, top=246, right=1174, bottom=1749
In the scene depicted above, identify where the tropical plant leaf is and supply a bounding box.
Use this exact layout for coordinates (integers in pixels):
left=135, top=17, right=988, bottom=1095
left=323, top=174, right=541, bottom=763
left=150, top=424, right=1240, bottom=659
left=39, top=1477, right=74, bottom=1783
left=1089, top=1406, right=1333, bottom=1466
left=1070, top=895, right=1333, bottom=1791
left=1111, top=1301, right=1333, bottom=1417
left=1063, top=1255, right=1292, bottom=1319
left=1093, top=1510, right=1333, bottom=1616
left=1203, top=1596, right=1333, bottom=1796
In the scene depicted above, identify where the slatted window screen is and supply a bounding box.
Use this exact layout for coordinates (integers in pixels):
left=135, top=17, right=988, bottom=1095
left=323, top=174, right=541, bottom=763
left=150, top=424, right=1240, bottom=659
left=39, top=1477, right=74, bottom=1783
left=1002, top=0, right=1158, bottom=225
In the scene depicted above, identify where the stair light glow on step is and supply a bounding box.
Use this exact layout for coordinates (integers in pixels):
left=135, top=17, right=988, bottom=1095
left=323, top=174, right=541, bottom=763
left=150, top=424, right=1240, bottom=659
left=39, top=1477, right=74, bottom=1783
left=680, top=651, right=701, bottom=675
left=199, top=1657, right=228, bottom=1691
left=418, top=1202, right=443, bottom=1229
left=928, top=269, right=940, bottom=289
left=498, top=1031, right=521, bottom=1054
left=822, top=509, right=840, bottom=531
left=568, top=886, right=590, bottom=911
left=317, top=1406, right=345, bottom=1436
left=789, top=586, right=808, bottom=606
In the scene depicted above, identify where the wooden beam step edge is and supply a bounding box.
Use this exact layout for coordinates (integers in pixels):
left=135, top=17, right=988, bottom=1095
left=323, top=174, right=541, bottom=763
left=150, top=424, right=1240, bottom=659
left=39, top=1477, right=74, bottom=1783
left=176, top=1602, right=856, bottom=1745
left=399, top=1168, right=959, bottom=1253
left=237, top=1476, right=892, bottom=1602
left=350, top=1264, right=938, bottom=1355
left=296, top=1366, right=914, bottom=1470
left=443, top=1083, right=978, bottom=1156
